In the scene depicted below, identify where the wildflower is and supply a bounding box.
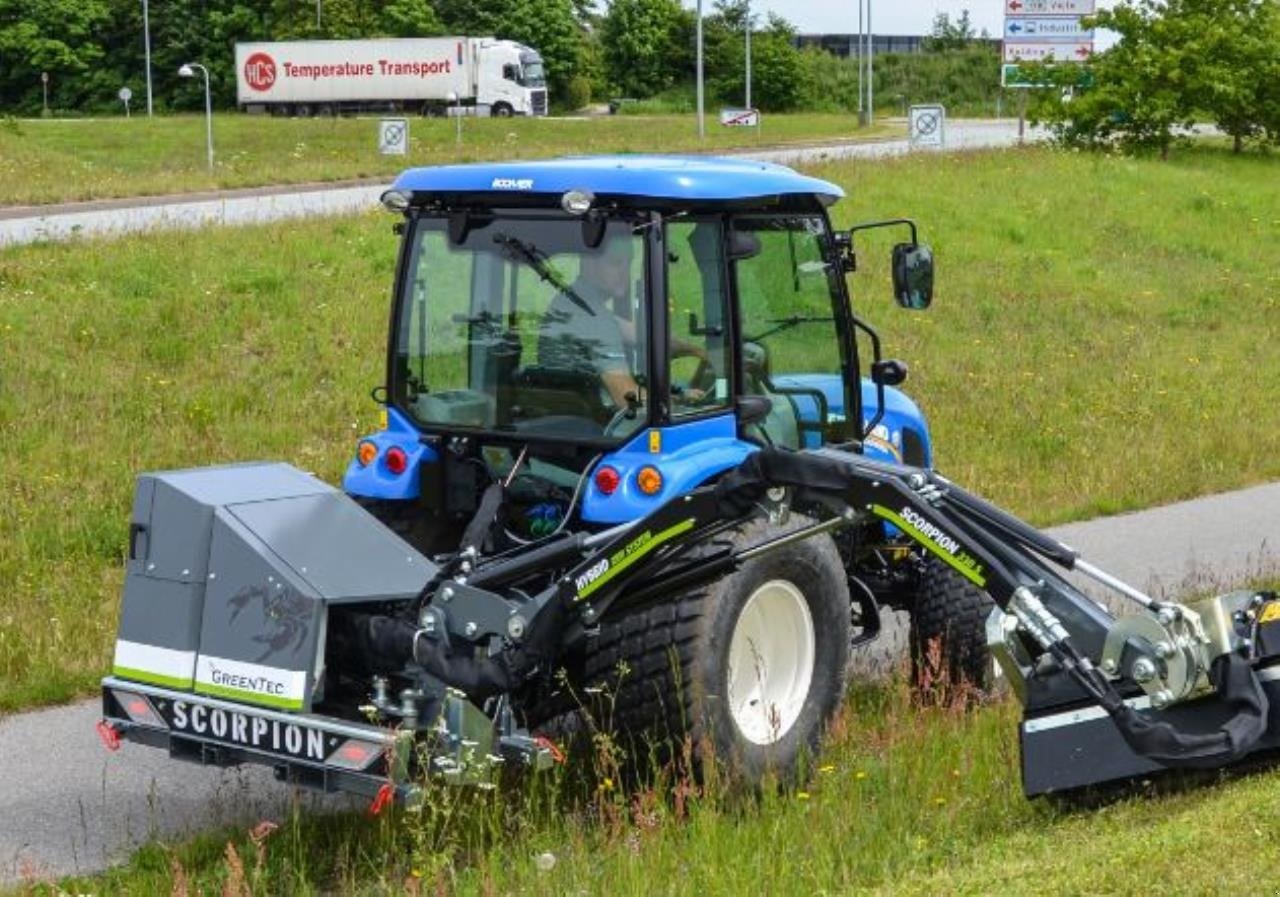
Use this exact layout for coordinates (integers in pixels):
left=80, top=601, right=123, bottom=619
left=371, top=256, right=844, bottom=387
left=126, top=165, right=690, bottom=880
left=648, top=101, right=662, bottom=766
left=796, top=791, right=811, bottom=800
left=534, top=851, right=557, bottom=873
left=855, top=770, right=868, bottom=780
left=248, top=820, right=278, bottom=844
left=933, top=797, right=947, bottom=806
left=598, top=777, right=614, bottom=793
left=818, top=764, right=835, bottom=774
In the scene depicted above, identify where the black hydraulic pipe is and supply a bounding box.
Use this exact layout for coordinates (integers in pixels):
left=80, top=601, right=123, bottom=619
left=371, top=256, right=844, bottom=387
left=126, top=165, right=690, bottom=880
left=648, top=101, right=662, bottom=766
left=467, top=532, right=587, bottom=589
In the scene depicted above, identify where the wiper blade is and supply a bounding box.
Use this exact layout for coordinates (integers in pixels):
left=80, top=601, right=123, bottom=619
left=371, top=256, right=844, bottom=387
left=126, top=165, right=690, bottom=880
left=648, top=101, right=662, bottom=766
left=747, top=314, right=834, bottom=343
left=493, top=233, right=596, bottom=317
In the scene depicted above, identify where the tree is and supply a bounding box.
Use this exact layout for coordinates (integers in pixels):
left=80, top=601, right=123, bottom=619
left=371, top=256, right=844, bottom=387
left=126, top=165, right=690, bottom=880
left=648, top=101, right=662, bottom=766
left=599, top=0, right=687, bottom=97
left=924, top=9, right=977, bottom=52
left=0, top=0, right=111, bottom=113
left=1029, top=0, right=1280, bottom=156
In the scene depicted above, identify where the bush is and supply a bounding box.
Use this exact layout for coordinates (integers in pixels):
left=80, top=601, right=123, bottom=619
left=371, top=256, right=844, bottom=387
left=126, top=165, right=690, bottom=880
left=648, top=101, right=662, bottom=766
left=564, top=75, right=592, bottom=111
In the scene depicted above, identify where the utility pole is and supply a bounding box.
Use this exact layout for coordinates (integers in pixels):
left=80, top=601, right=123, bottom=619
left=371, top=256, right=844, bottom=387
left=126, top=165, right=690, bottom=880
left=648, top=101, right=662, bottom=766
left=316, top=0, right=322, bottom=30
left=696, top=0, right=705, bottom=139
left=744, top=0, right=752, bottom=109
left=856, top=0, right=864, bottom=122
left=865, top=0, right=874, bottom=126
left=142, top=0, right=153, bottom=117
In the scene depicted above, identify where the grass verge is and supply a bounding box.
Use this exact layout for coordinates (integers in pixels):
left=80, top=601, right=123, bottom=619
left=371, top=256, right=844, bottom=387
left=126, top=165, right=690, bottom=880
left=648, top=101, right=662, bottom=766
left=0, top=114, right=894, bottom=207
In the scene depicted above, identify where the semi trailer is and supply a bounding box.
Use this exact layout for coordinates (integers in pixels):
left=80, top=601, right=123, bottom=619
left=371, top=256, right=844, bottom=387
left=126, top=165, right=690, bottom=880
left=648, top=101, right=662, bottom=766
left=235, top=37, right=548, bottom=117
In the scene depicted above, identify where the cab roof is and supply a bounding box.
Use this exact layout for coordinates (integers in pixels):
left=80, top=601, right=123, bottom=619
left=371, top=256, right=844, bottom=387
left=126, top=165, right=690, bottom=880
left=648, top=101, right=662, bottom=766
left=391, top=154, right=844, bottom=206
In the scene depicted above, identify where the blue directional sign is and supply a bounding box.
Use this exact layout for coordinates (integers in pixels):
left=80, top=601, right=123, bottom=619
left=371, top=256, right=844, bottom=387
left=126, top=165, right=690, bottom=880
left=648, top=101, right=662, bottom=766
left=1005, top=17, right=1095, bottom=40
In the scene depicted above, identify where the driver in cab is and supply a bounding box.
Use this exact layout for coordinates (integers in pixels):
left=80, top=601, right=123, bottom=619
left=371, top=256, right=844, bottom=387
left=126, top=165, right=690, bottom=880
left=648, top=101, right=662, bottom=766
left=538, top=234, right=710, bottom=414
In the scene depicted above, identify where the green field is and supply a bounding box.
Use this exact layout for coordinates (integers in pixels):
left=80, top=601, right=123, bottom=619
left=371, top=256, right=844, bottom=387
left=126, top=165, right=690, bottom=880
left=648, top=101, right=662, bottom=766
left=0, top=113, right=893, bottom=207
left=2, top=143, right=1279, bottom=893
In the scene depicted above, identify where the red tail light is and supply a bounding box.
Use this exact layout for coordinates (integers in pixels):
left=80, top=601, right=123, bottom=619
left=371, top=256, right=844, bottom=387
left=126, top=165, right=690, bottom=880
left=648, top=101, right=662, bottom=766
left=594, top=465, right=621, bottom=495
left=384, top=446, right=408, bottom=475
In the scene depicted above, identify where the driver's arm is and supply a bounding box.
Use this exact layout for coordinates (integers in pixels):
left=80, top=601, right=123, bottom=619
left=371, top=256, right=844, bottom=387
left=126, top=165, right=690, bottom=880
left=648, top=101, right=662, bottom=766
left=601, top=368, right=642, bottom=410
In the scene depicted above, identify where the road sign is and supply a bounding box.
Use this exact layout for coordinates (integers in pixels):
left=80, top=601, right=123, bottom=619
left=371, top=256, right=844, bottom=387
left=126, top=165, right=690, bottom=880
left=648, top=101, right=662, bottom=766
left=378, top=118, right=408, bottom=155
left=719, top=108, right=760, bottom=127
left=1001, top=64, right=1050, bottom=88
left=1004, top=42, right=1093, bottom=63
left=908, top=104, right=945, bottom=148
left=118, top=86, right=132, bottom=117
left=1005, top=0, right=1095, bottom=13
left=1005, top=17, right=1094, bottom=40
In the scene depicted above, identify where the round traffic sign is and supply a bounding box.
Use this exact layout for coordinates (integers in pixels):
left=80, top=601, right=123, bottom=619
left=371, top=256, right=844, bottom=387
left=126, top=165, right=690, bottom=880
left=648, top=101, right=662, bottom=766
left=118, top=86, right=133, bottom=102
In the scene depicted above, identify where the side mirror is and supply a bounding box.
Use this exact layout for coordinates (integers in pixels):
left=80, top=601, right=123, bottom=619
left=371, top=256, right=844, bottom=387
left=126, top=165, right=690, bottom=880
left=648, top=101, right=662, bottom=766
left=891, top=243, right=934, bottom=310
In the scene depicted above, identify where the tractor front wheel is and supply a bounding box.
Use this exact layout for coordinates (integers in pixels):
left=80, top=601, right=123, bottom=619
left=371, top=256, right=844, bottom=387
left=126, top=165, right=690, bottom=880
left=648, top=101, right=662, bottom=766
left=584, top=521, right=851, bottom=783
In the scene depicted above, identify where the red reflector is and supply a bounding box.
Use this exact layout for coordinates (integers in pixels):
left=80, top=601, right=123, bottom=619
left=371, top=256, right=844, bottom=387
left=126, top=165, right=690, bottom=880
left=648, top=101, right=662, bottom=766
left=384, top=446, right=408, bottom=475
left=594, top=465, right=620, bottom=495
left=127, top=699, right=149, bottom=717
left=96, top=720, right=121, bottom=752
left=368, top=783, right=395, bottom=817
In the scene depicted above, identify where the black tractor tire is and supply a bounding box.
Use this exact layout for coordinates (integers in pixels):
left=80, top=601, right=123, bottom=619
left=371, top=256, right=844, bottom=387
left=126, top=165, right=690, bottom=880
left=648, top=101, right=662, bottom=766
left=583, top=521, right=851, bottom=783
left=908, top=558, right=996, bottom=697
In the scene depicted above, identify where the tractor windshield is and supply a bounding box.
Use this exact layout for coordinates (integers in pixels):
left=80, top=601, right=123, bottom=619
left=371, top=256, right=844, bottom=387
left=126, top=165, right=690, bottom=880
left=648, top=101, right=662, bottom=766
left=392, top=215, right=650, bottom=443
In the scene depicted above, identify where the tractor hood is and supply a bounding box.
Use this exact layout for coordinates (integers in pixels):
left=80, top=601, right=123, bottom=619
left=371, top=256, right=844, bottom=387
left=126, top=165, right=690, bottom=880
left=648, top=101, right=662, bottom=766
left=112, top=463, right=435, bottom=711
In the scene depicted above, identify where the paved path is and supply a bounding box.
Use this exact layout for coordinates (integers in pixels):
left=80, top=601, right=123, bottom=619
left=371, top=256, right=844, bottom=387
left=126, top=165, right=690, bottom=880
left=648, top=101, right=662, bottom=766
left=1, top=478, right=1276, bottom=885
left=0, top=120, right=1041, bottom=249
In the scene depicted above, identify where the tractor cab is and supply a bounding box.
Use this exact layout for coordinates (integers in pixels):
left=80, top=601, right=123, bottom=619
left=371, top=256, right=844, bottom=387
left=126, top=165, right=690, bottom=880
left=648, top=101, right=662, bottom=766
left=347, top=155, right=935, bottom=542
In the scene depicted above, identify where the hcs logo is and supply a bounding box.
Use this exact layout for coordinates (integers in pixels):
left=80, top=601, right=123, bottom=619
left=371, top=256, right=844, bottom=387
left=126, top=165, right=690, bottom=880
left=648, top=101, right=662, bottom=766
left=244, top=53, right=276, bottom=91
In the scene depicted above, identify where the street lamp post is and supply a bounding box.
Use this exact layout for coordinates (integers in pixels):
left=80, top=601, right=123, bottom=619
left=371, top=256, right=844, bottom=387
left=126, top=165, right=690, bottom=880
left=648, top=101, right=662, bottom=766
left=744, top=0, right=751, bottom=110
left=866, top=0, right=875, bottom=125
left=178, top=63, right=214, bottom=171
left=695, top=0, right=705, bottom=139
left=142, top=0, right=153, bottom=117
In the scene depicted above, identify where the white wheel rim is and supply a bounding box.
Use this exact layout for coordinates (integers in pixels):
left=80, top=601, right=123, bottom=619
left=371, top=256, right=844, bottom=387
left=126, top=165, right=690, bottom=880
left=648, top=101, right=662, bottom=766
left=726, top=579, right=816, bottom=745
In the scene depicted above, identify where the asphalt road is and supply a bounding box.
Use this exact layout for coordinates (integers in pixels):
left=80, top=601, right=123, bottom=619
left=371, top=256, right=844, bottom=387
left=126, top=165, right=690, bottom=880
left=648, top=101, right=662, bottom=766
left=0, top=119, right=1043, bottom=249
left=2, top=478, right=1277, bottom=885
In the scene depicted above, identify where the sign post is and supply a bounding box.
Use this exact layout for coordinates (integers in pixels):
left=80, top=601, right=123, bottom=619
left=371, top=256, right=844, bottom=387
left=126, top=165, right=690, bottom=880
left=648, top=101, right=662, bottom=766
left=41, top=71, right=49, bottom=116
left=1002, top=0, right=1095, bottom=139
left=378, top=118, right=409, bottom=155
left=908, top=105, right=945, bottom=148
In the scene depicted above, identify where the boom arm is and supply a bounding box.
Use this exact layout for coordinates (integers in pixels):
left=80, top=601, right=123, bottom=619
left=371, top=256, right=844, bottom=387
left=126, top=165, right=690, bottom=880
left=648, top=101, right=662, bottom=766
left=376, top=447, right=1271, bottom=776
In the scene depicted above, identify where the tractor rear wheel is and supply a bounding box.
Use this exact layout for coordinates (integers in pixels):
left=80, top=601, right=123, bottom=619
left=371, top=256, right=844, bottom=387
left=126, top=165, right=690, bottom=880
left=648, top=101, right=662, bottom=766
left=583, top=521, right=851, bottom=783
left=908, top=558, right=996, bottom=697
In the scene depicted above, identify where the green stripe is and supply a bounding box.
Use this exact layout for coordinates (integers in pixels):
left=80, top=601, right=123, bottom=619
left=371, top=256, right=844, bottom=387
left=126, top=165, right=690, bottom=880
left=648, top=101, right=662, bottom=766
left=113, top=665, right=193, bottom=690
left=195, top=682, right=305, bottom=710
left=578, top=517, right=696, bottom=600
left=870, top=504, right=988, bottom=588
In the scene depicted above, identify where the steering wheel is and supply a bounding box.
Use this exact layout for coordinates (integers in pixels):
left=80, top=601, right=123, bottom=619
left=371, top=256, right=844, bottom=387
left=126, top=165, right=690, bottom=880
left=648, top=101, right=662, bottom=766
left=604, top=407, right=643, bottom=437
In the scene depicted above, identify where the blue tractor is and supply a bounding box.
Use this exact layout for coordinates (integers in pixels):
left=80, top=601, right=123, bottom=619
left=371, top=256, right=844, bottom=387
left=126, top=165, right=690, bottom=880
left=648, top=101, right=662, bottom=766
left=102, top=156, right=1280, bottom=802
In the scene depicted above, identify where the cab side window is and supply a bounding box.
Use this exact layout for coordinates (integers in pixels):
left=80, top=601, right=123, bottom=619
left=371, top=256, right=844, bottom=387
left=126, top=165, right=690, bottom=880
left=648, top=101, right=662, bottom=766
left=733, top=216, right=850, bottom=448
left=666, top=220, right=732, bottom=417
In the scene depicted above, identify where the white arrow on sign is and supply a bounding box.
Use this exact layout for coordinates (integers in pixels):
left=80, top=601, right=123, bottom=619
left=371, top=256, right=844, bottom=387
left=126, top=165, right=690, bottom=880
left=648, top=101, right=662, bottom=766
left=1005, top=17, right=1095, bottom=40
left=1005, top=0, right=1095, bottom=13
left=1003, top=41, right=1093, bottom=62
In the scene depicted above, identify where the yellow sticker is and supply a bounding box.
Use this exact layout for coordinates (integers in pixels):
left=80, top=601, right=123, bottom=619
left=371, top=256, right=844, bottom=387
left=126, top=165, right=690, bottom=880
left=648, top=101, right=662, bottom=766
left=1260, top=602, right=1280, bottom=625
left=648, top=430, right=661, bottom=454
left=379, top=409, right=389, bottom=431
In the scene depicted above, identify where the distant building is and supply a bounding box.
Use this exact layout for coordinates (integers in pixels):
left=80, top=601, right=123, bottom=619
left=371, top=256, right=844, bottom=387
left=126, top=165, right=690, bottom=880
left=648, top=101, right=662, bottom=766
left=795, top=34, right=1001, bottom=56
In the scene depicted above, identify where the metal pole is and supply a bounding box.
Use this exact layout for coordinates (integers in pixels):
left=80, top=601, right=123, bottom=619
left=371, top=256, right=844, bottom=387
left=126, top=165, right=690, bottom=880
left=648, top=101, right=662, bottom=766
left=856, top=0, right=864, bottom=120
left=41, top=72, right=49, bottom=115
left=142, top=0, right=153, bottom=117
left=744, top=0, right=751, bottom=109
left=316, top=0, right=321, bottom=29
left=201, top=65, right=213, bottom=170
left=695, top=0, right=705, bottom=139
left=866, top=0, right=874, bottom=125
